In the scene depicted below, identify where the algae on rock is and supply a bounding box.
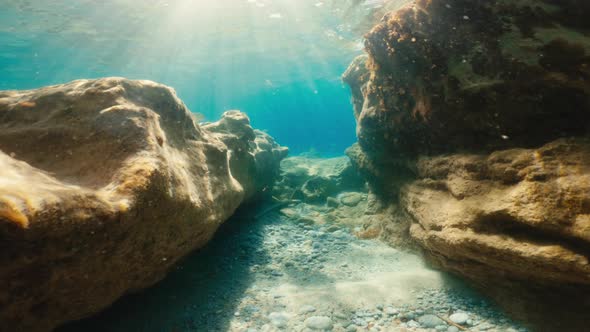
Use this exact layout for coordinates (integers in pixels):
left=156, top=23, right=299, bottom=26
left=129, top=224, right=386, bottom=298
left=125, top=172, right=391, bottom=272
left=343, top=0, right=590, bottom=330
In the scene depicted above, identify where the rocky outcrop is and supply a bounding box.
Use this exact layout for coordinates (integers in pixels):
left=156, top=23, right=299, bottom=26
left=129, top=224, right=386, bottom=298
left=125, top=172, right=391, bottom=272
left=405, top=138, right=590, bottom=329
left=351, top=0, right=590, bottom=159
left=344, top=0, right=590, bottom=330
left=203, top=111, right=288, bottom=201
left=0, top=78, right=286, bottom=331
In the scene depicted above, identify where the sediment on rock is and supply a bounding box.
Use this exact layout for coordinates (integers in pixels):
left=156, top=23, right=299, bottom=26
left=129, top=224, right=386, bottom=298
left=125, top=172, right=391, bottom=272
left=0, top=78, right=287, bottom=332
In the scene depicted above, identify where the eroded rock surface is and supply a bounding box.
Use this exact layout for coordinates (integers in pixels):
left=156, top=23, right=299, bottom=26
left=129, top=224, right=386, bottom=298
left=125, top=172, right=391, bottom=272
left=343, top=0, right=590, bottom=330
left=405, top=138, right=590, bottom=329
left=203, top=111, right=288, bottom=201
left=347, top=0, right=590, bottom=161
left=0, top=78, right=286, bottom=331
left=273, top=155, right=364, bottom=204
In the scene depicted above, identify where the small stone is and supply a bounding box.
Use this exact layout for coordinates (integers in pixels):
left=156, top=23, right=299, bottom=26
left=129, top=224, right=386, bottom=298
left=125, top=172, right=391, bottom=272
left=407, top=320, right=420, bottom=328
left=305, top=316, right=333, bottom=330
left=326, top=224, right=340, bottom=232
left=280, top=208, right=298, bottom=218
left=346, top=325, right=358, bottom=332
left=334, top=312, right=348, bottom=319
left=339, top=192, right=363, bottom=207
left=418, top=314, right=445, bottom=328
left=384, top=307, right=398, bottom=316
left=353, top=318, right=367, bottom=327
left=477, top=322, right=494, bottom=331
left=269, top=312, right=290, bottom=328
left=449, top=312, right=469, bottom=325
left=402, top=312, right=415, bottom=320
left=447, top=327, right=459, bottom=332
left=299, top=305, right=317, bottom=314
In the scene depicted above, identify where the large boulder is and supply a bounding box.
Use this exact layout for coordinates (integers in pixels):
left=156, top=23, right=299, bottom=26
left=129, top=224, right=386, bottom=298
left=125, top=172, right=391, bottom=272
left=0, top=78, right=286, bottom=331
left=349, top=0, right=590, bottom=159
left=343, top=0, right=590, bottom=330
left=404, top=138, right=590, bottom=330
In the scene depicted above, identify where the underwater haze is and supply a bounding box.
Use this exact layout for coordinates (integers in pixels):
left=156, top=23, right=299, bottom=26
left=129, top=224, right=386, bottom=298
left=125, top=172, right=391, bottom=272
left=3, top=0, right=589, bottom=331
left=0, top=0, right=402, bottom=154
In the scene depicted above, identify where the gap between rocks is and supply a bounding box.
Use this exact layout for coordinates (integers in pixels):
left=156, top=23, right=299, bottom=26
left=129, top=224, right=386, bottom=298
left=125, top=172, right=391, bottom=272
left=58, top=156, right=529, bottom=332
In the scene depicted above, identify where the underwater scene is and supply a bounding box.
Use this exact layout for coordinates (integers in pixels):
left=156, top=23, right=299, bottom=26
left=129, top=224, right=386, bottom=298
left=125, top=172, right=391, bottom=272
left=0, top=1, right=589, bottom=332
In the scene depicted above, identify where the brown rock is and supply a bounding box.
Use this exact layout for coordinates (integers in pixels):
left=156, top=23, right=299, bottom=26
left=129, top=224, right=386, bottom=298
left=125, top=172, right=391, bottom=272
left=204, top=111, right=288, bottom=201
left=346, top=0, right=590, bottom=159
left=273, top=155, right=365, bottom=203
left=403, top=138, right=590, bottom=330
left=0, top=78, right=286, bottom=331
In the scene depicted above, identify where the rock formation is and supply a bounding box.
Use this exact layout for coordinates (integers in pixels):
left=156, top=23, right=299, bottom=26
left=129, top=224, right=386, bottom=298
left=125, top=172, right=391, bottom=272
left=405, top=138, right=590, bottom=330
left=203, top=111, right=288, bottom=201
left=351, top=0, right=590, bottom=160
left=0, top=78, right=287, bottom=331
left=344, top=0, right=590, bottom=330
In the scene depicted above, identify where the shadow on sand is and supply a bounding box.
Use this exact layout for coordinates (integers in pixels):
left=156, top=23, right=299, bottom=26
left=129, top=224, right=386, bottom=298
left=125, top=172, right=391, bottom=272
left=57, top=205, right=272, bottom=332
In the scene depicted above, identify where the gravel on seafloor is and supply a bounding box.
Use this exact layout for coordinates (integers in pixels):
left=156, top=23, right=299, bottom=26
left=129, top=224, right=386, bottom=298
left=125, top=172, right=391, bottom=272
left=59, top=204, right=529, bottom=332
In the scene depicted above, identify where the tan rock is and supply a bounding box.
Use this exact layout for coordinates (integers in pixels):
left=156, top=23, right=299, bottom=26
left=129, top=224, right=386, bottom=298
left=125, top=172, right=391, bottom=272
left=0, top=78, right=286, bottom=331
left=403, top=138, right=590, bottom=330
left=342, top=0, right=590, bottom=329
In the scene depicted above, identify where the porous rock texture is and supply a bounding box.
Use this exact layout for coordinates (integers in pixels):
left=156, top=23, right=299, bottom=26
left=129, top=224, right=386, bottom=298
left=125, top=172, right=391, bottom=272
left=405, top=138, right=590, bottom=330
left=344, top=0, right=590, bottom=330
left=344, top=0, right=590, bottom=165
left=0, top=78, right=287, bottom=332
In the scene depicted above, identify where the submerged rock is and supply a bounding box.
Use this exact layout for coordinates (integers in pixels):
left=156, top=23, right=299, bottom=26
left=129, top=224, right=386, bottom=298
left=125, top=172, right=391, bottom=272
left=449, top=312, right=469, bottom=325
left=0, top=78, right=286, bottom=331
left=352, top=0, right=590, bottom=159
left=417, top=314, right=444, bottom=328
left=269, top=312, right=290, bottom=328
left=339, top=192, right=364, bottom=207
left=304, top=316, right=333, bottom=330
left=405, top=138, right=590, bottom=328
left=343, top=0, right=590, bottom=330
left=274, top=155, right=365, bottom=203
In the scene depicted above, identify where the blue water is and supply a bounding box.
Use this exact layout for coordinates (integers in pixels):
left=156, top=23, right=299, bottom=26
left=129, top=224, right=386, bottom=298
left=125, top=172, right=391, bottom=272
left=0, top=0, right=382, bottom=155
